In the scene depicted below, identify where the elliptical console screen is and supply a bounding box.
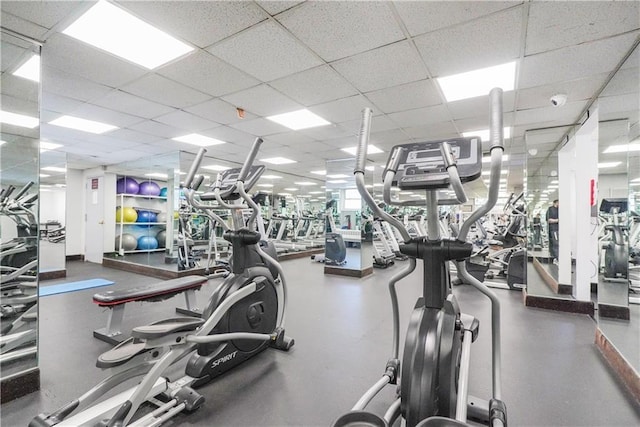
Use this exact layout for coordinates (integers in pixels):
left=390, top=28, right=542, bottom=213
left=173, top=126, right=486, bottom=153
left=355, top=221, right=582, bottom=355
left=388, top=137, right=482, bottom=190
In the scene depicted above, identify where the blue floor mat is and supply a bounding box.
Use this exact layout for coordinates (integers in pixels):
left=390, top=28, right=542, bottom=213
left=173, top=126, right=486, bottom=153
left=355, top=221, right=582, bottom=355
left=39, top=279, right=114, bottom=297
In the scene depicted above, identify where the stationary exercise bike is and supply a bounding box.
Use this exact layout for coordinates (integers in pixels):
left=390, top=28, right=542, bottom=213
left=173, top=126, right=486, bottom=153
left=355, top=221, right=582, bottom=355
left=31, top=138, right=294, bottom=427
left=333, top=88, right=507, bottom=427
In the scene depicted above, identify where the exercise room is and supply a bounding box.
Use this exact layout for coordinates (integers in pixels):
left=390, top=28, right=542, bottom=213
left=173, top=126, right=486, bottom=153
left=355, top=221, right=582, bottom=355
left=1, top=1, right=639, bottom=426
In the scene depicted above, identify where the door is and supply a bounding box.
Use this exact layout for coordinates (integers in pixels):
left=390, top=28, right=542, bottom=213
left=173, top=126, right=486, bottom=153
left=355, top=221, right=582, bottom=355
left=85, top=176, right=104, bottom=263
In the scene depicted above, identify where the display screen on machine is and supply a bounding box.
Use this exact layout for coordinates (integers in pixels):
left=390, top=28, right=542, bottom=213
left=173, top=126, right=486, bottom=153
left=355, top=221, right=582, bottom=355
left=388, top=137, right=482, bottom=190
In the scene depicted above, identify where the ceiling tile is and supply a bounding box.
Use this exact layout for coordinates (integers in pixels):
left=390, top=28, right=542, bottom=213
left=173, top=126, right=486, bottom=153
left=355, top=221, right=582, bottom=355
left=229, top=118, right=289, bottom=136
left=1, top=1, right=87, bottom=29
left=90, top=90, right=175, bottom=119
left=516, top=74, right=605, bottom=111
left=519, top=32, right=639, bottom=89
left=42, top=66, right=113, bottom=101
left=370, top=129, right=413, bottom=147
left=599, top=93, right=640, bottom=121
left=333, top=41, right=427, bottom=93
left=153, top=110, right=221, bottom=132
left=157, top=51, right=259, bottom=97
left=263, top=132, right=316, bottom=146
left=43, top=33, right=148, bottom=87
left=1, top=39, right=30, bottom=72
left=200, top=126, right=257, bottom=145
left=184, top=99, right=258, bottom=125
left=221, top=84, right=301, bottom=116
left=128, top=120, right=184, bottom=139
left=66, top=103, right=146, bottom=127
left=448, top=92, right=516, bottom=120
left=269, top=65, right=358, bottom=106
left=276, top=1, right=404, bottom=62
left=0, top=10, right=48, bottom=39
left=454, top=112, right=516, bottom=133
left=526, top=2, right=640, bottom=55
left=257, top=1, right=303, bottom=16
left=514, top=101, right=587, bottom=127
left=414, top=6, right=522, bottom=77
left=341, top=114, right=399, bottom=135
left=309, top=95, right=378, bottom=124
left=365, top=80, right=442, bottom=114
left=402, top=122, right=458, bottom=140
left=208, top=20, right=322, bottom=81
left=394, top=1, right=519, bottom=37
left=41, top=93, right=85, bottom=114
left=119, top=1, right=268, bottom=48
left=121, top=74, right=210, bottom=108
left=388, top=104, right=451, bottom=128
left=108, top=129, right=162, bottom=144
left=298, top=124, right=354, bottom=141
left=601, top=67, right=640, bottom=97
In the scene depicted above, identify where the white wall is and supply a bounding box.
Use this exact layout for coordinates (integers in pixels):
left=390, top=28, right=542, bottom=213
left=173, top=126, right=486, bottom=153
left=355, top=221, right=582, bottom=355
left=65, top=169, right=84, bottom=256
left=40, top=188, right=65, bottom=225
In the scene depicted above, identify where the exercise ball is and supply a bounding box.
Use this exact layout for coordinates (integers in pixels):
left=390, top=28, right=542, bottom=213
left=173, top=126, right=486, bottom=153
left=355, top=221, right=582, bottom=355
left=159, top=187, right=168, bottom=198
left=156, top=230, right=167, bottom=248
left=116, top=207, right=138, bottom=223
left=116, top=233, right=138, bottom=251
left=139, top=181, right=161, bottom=196
left=117, top=177, right=139, bottom=195
left=137, top=236, right=159, bottom=250
left=136, top=210, right=157, bottom=223
left=156, top=212, right=167, bottom=223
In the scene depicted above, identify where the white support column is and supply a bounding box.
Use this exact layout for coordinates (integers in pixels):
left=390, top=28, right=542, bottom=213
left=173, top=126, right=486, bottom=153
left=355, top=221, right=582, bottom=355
left=558, top=146, right=574, bottom=287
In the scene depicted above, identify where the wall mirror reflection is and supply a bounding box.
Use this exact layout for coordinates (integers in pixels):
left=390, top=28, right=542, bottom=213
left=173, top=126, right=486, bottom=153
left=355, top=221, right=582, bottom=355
left=39, top=150, right=66, bottom=277
left=1, top=29, right=41, bottom=385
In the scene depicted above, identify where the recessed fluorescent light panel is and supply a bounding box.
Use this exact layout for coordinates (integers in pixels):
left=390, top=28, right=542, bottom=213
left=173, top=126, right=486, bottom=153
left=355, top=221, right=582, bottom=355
left=328, top=180, right=347, bottom=184
left=341, top=145, right=383, bottom=156
left=13, top=55, right=40, bottom=82
left=284, top=188, right=298, bottom=191
left=295, top=182, right=316, bottom=186
left=257, top=183, right=273, bottom=187
left=49, top=115, right=117, bottom=134
left=62, top=1, right=193, bottom=69
left=481, top=170, right=508, bottom=176
left=261, top=157, right=296, bottom=165
left=261, top=175, right=282, bottom=179
left=202, top=165, right=231, bottom=171
left=598, top=162, right=621, bottom=168
left=40, top=142, right=63, bottom=151
left=266, top=109, right=330, bottom=130
left=0, top=110, right=39, bottom=128
left=311, top=170, right=327, bottom=175
left=145, top=173, right=168, bottom=178
left=462, top=128, right=511, bottom=142
left=42, top=166, right=67, bottom=173
left=603, top=143, right=640, bottom=154
left=0, top=140, right=6, bottom=146
left=437, top=61, right=516, bottom=102
left=39, top=174, right=50, bottom=178
left=173, top=134, right=226, bottom=147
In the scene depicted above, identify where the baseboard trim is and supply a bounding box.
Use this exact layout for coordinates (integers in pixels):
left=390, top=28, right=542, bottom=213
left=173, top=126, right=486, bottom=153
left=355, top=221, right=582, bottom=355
left=1, top=367, right=40, bottom=403
left=39, top=269, right=66, bottom=280
left=595, top=327, right=640, bottom=405
left=522, top=289, right=594, bottom=315
left=324, top=265, right=374, bottom=278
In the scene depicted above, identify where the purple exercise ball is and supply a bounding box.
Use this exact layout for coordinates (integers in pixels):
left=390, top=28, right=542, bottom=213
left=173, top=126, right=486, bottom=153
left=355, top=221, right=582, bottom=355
left=117, top=177, right=139, bottom=195
left=138, top=181, right=161, bottom=196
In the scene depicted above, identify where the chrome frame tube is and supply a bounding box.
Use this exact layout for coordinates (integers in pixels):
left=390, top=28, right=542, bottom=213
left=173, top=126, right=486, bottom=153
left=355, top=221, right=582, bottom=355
left=351, top=375, right=391, bottom=411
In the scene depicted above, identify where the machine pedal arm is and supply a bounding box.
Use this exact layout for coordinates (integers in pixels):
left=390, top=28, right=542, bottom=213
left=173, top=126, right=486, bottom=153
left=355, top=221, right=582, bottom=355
left=489, top=399, right=507, bottom=427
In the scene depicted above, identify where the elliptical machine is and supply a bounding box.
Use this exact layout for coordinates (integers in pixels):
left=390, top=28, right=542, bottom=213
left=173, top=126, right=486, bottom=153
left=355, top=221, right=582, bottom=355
left=599, top=198, right=629, bottom=281
left=333, top=88, right=507, bottom=427
left=31, top=138, right=294, bottom=427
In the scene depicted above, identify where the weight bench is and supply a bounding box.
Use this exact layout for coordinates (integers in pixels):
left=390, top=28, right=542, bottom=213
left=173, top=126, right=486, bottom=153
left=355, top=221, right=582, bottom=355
left=92, top=275, right=207, bottom=345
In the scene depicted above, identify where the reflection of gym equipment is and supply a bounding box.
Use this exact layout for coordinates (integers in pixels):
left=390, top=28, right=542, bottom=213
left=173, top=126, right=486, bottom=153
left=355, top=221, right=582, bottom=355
left=365, top=213, right=396, bottom=268
left=333, top=91, right=507, bottom=427
left=0, top=182, right=38, bottom=269
left=311, top=199, right=347, bottom=265
left=599, top=198, right=629, bottom=281
left=531, top=216, right=542, bottom=250
left=33, top=138, right=294, bottom=427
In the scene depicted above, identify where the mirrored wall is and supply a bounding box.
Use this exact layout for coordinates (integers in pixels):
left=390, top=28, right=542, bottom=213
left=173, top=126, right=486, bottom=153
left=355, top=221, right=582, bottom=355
left=39, top=150, right=66, bottom=276
left=594, top=40, right=639, bottom=378
left=0, top=29, right=41, bottom=393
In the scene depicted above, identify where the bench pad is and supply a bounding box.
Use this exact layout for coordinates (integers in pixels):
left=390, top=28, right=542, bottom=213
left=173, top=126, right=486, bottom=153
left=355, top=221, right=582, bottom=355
left=93, top=276, right=207, bottom=307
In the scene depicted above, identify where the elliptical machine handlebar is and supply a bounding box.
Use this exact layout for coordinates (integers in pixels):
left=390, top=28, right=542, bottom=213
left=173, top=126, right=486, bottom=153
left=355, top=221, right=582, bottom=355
left=456, top=87, right=504, bottom=243
left=13, top=181, right=34, bottom=201
left=238, top=137, right=263, bottom=182
left=184, top=148, right=208, bottom=189
left=354, top=108, right=412, bottom=243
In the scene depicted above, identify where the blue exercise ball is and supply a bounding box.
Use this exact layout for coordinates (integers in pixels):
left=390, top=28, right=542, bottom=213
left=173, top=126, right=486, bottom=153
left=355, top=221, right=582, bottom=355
left=156, top=230, right=167, bottom=248
left=116, top=233, right=138, bottom=251
left=139, top=181, right=161, bottom=196
left=117, top=177, right=139, bottom=195
left=136, top=210, right=158, bottom=223
left=137, top=236, right=159, bottom=250
left=159, top=187, right=168, bottom=198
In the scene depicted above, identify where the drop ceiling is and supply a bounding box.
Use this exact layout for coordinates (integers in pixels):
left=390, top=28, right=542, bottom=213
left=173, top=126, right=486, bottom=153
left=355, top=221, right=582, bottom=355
left=1, top=1, right=639, bottom=198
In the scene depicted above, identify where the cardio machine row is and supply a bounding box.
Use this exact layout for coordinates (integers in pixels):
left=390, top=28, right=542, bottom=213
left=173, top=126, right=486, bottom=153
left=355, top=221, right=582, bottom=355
left=30, top=88, right=508, bottom=427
